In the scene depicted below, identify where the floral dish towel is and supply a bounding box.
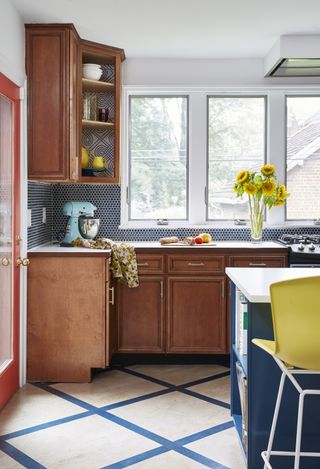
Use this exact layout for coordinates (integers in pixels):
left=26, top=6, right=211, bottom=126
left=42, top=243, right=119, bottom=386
left=72, top=237, right=139, bottom=288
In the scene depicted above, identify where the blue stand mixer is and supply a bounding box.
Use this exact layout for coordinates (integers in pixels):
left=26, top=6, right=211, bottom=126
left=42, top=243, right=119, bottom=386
left=61, top=201, right=98, bottom=246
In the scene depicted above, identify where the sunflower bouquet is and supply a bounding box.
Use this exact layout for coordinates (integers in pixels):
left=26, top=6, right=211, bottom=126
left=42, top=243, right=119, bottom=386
left=233, top=164, right=288, bottom=241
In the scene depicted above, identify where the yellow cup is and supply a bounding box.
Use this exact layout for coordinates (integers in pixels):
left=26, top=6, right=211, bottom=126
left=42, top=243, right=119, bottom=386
left=81, top=147, right=89, bottom=169
left=92, top=156, right=105, bottom=169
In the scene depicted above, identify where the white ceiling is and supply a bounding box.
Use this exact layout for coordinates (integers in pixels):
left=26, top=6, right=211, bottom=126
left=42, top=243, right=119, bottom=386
left=11, top=0, right=320, bottom=58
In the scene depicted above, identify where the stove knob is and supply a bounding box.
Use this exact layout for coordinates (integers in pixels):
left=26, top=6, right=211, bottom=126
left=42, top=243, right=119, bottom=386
left=309, top=243, right=316, bottom=251
left=298, top=243, right=305, bottom=251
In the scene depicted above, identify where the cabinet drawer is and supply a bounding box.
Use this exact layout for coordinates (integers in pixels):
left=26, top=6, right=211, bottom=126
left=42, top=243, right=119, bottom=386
left=168, top=255, right=225, bottom=274
left=229, top=256, right=286, bottom=268
left=136, top=254, right=164, bottom=273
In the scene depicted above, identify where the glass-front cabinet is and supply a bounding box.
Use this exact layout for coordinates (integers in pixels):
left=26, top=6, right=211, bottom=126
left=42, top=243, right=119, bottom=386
left=80, top=40, right=123, bottom=183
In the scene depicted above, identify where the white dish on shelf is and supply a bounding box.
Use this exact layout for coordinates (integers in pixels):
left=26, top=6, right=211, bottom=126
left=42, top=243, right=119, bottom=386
left=82, top=65, right=102, bottom=80
left=83, top=63, right=102, bottom=68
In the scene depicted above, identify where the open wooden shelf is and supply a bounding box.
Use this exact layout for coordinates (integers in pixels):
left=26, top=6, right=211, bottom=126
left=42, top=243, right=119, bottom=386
left=82, top=119, right=114, bottom=129
left=82, top=78, right=114, bottom=91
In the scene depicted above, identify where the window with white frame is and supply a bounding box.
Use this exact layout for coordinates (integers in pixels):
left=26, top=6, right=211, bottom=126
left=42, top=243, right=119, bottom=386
left=207, top=96, right=266, bottom=220
left=123, top=89, right=320, bottom=227
left=286, top=96, right=320, bottom=220
left=128, top=95, right=188, bottom=220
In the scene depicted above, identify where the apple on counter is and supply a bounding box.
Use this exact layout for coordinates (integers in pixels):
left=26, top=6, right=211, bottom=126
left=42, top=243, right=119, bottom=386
left=199, top=233, right=212, bottom=243
left=194, top=233, right=212, bottom=244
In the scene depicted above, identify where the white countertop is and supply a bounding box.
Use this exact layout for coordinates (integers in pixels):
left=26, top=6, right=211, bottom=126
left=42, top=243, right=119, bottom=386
left=28, top=244, right=112, bottom=254
left=28, top=240, right=286, bottom=253
left=226, top=267, right=320, bottom=303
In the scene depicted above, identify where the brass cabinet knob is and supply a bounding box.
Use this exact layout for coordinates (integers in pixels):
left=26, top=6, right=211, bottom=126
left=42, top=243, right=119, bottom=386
left=1, top=257, right=10, bottom=266
left=17, top=257, right=30, bottom=267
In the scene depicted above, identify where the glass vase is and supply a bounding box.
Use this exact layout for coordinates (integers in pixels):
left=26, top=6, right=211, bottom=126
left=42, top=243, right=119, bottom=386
left=249, top=196, right=264, bottom=243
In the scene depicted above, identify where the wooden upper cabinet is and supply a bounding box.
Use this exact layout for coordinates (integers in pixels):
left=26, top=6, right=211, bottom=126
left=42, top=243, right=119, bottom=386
left=25, top=24, right=125, bottom=183
left=26, top=25, right=76, bottom=180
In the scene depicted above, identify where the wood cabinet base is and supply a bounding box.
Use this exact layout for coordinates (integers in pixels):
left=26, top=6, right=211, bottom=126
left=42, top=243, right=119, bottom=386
left=27, top=255, right=110, bottom=382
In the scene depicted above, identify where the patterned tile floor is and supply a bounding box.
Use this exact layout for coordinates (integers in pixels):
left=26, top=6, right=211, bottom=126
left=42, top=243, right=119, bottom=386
left=0, top=365, right=245, bottom=469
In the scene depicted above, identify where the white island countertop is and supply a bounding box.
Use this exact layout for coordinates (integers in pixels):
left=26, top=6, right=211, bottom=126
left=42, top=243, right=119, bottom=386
left=226, top=267, right=320, bottom=303
left=28, top=240, right=286, bottom=253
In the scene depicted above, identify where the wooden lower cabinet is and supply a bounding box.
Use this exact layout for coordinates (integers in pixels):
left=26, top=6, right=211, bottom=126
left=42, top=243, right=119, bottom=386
left=167, top=276, right=226, bottom=353
left=26, top=248, right=287, bottom=376
left=117, top=276, right=165, bottom=352
left=228, top=255, right=287, bottom=268
left=27, top=255, right=111, bottom=382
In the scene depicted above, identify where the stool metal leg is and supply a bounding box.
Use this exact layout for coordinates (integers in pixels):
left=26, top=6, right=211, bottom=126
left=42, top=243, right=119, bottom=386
left=263, top=371, right=286, bottom=469
left=294, top=392, right=305, bottom=469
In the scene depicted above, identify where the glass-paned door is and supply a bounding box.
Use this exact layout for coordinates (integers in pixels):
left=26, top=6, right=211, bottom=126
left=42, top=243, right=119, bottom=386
left=0, top=93, right=13, bottom=369
left=0, top=73, right=20, bottom=409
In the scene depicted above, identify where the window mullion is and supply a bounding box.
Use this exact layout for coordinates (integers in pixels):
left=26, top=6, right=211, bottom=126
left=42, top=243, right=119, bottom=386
left=189, top=92, right=207, bottom=224
left=267, top=91, right=286, bottom=225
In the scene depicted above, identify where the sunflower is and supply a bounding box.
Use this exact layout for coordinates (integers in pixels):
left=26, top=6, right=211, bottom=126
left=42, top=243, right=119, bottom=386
left=243, top=182, right=258, bottom=195
left=261, top=164, right=275, bottom=176
left=236, top=170, right=249, bottom=184
left=233, top=183, right=238, bottom=193
left=277, top=185, right=287, bottom=199
left=274, top=199, right=285, bottom=206
left=261, top=179, right=276, bottom=196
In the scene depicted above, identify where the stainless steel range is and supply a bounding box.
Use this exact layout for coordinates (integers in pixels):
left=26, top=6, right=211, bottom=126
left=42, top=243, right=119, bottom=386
left=278, top=234, right=320, bottom=267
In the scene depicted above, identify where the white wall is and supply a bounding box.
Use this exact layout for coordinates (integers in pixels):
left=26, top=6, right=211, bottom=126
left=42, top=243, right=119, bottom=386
left=123, top=58, right=320, bottom=87
left=0, top=0, right=25, bottom=85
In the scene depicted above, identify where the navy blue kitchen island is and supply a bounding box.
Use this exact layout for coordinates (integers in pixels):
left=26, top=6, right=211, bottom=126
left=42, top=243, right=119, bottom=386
left=227, top=267, right=320, bottom=469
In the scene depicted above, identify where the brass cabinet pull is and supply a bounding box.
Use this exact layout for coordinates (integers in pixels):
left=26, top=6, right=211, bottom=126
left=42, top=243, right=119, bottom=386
left=1, top=257, right=10, bottom=267
left=137, top=262, right=149, bottom=267
left=221, top=281, right=225, bottom=299
left=249, top=262, right=266, bottom=267
left=160, top=280, right=164, bottom=299
left=17, top=257, right=30, bottom=267
left=109, top=286, right=115, bottom=305
left=188, top=262, right=205, bottom=267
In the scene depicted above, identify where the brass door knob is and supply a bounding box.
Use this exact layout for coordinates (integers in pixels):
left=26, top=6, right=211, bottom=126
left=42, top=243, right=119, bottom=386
left=17, top=257, right=30, bottom=267
left=1, top=257, right=10, bottom=266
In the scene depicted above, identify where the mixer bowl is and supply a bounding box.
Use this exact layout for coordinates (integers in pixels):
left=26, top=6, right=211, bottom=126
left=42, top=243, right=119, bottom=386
left=79, top=217, right=100, bottom=240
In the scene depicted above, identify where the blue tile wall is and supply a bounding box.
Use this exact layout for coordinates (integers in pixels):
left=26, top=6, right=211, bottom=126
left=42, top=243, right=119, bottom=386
left=28, top=182, right=53, bottom=249
left=28, top=182, right=320, bottom=248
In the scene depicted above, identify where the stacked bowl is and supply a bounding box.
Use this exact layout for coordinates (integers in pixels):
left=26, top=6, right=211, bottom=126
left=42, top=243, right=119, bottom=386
left=83, top=63, right=103, bottom=80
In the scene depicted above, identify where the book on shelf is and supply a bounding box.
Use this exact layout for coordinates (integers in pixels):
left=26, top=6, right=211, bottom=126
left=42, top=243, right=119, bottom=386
left=235, top=289, right=248, bottom=355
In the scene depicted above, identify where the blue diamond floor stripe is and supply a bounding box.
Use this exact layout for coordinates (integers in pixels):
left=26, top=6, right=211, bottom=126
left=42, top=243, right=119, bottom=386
left=0, top=366, right=234, bottom=469
left=102, top=422, right=235, bottom=469
left=174, top=446, right=229, bottom=469
left=102, top=388, right=173, bottom=411
left=176, top=421, right=235, bottom=446
left=101, top=446, right=169, bottom=469
left=117, top=367, right=231, bottom=409
left=0, top=440, right=46, bottom=468
left=181, top=388, right=230, bottom=409
left=114, top=366, right=230, bottom=390
left=0, top=411, right=93, bottom=441
left=180, top=371, right=231, bottom=388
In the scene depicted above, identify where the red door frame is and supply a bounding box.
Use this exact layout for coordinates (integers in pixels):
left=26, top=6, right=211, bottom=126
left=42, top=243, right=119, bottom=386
left=0, top=73, right=20, bottom=409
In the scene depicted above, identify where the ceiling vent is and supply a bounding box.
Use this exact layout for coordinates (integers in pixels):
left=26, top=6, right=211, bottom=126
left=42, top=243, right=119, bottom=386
left=264, top=35, right=320, bottom=77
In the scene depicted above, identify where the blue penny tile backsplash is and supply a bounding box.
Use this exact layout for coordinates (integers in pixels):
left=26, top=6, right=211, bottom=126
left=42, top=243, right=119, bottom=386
left=28, top=182, right=53, bottom=249
left=28, top=181, right=320, bottom=248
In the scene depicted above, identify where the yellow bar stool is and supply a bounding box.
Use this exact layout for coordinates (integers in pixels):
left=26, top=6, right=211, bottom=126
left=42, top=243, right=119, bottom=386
left=252, top=276, right=320, bottom=469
